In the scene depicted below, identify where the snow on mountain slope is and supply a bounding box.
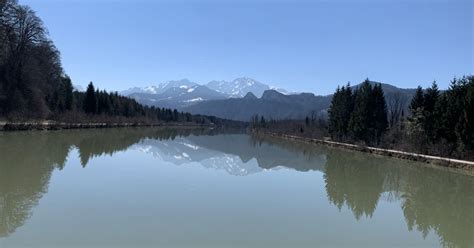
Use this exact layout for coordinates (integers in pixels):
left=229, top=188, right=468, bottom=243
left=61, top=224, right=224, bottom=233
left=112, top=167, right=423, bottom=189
left=120, top=79, right=198, bottom=96
left=120, top=77, right=290, bottom=109
left=206, top=77, right=270, bottom=98
left=128, top=85, right=228, bottom=109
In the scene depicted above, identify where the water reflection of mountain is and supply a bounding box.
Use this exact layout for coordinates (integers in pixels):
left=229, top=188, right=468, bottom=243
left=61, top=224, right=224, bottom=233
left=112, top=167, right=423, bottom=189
left=138, top=137, right=263, bottom=176
left=191, top=134, right=328, bottom=172
left=138, top=134, right=327, bottom=175
left=0, top=128, right=472, bottom=248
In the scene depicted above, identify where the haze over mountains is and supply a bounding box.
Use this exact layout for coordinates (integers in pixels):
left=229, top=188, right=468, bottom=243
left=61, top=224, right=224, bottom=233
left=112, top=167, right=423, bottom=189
left=120, top=77, right=417, bottom=122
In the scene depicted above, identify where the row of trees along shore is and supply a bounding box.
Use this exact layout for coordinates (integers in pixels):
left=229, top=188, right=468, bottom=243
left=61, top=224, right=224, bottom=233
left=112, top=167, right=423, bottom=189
left=252, top=77, right=474, bottom=160
left=0, top=0, right=238, bottom=126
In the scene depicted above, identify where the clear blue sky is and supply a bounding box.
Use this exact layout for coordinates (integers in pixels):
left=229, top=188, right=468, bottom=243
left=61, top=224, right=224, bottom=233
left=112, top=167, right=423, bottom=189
left=21, top=0, right=473, bottom=95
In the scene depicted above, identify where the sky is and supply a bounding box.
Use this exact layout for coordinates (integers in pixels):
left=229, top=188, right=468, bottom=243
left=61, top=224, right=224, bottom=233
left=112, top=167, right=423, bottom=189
left=20, top=0, right=473, bottom=95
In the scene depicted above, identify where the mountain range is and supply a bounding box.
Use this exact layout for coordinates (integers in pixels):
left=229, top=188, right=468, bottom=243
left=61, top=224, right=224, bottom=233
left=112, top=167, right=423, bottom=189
left=183, top=90, right=332, bottom=121
left=120, top=77, right=290, bottom=109
left=120, top=78, right=417, bottom=122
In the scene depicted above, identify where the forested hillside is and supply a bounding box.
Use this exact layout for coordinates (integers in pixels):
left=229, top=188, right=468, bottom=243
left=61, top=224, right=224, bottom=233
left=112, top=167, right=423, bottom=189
left=183, top=90, right=332, bottom=121
left=0, top=0, right=232, bottom=126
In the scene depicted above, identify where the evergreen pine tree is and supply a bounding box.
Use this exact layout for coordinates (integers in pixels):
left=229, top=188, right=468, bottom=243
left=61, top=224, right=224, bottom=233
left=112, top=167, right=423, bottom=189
left=424, top=81, right=439, bottom=113
left=454, top=76, right=474, bottom=150
left=341, top=84, right=354, bottom=137
left=410, top=86, right=424, bottom=114
left=349, top=80, right=374, bottom=143
left=423, top=82, right=440, bottom=142
left=460, top=76, right=474, bottom=149
left=328, top=83, right=354, bottom=140
left=407, top=86, right=427, bottom=146
left=433, top=94, right=449, bottom=142
left=63, top=76, right=74, bottom=111
left=372, top=83, right=388, bottom=142
left=444, top=78, right=466, bottom=143
left=84, top=82, right=97, bottom=114
left=328, top=86, right=343, bottom=138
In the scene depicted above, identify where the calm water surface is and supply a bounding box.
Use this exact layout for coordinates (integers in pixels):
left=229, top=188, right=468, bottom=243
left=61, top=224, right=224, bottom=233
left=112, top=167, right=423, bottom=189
left=0, top=128, right=472, bottom=248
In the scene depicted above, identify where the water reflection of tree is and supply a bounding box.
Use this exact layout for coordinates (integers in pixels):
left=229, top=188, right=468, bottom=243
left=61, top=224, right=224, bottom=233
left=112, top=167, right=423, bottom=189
left=323, top=148, right=474, bottom=248
left=70, top=128, right=220, bottom=166
left=1, top=129, right=472, bottom=248
left=252, top=134, right=473, bottom=247
left=0, top=132, right=70, bottom=237
left=0, top=127, right=219, bottom=238
left=324, top=149, right=385, bottom=219
left=399, top=167, right=474, bottom=248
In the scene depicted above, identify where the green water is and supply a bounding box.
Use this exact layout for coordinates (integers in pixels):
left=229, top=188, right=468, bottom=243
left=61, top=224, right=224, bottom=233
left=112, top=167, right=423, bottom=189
left=0, top=128, right=472, bottom=248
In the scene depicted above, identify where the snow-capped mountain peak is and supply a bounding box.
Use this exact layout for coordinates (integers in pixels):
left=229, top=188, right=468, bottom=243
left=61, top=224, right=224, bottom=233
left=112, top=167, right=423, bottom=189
left=206, top=77, right=270, bottom=98
left=233, top=77, right=256, bottom=86
left=120, top=86, right=157, bottom=95
left=143, top=86, right=159, bottom=94
left=120, top=79, right=197, bottom=96
left=155, top=79, right=198, bottom=93
left=120, top=77, right=290, bottom=109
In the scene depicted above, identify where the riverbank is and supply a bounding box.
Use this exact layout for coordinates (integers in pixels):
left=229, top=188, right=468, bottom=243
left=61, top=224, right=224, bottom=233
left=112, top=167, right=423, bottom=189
left=0, top=121, right=213, bottom=131
left=258, top=132, right=474, bottom=172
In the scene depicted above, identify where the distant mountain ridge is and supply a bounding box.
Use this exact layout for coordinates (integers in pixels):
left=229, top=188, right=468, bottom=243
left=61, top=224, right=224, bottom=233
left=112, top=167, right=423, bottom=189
left=182, top=81, right=417, bottom=122
left=183, top=89, right=332, bottom=121
left=119, top=77, right=291, bottom=109
left=120, top=78, right=417, bottom=122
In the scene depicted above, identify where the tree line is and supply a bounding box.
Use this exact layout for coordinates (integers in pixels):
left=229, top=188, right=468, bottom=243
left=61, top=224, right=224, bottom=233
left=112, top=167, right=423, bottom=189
left=252, top=76, right=473, bottom=159
left=251, top=113, right=328, bottom=139
left=407, top=77, right=474, bottom=154
left=0, top=0, right=241, bottom=126
left=328, top=80, right=388, bottom=145
left=76, top=81, right=195, bottom=123
left=328, top=77, right=474, bottom=157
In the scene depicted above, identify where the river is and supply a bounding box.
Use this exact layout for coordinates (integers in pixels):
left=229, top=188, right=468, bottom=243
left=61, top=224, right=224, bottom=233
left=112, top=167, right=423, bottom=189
left=0, top=128, right=472, bottom=247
